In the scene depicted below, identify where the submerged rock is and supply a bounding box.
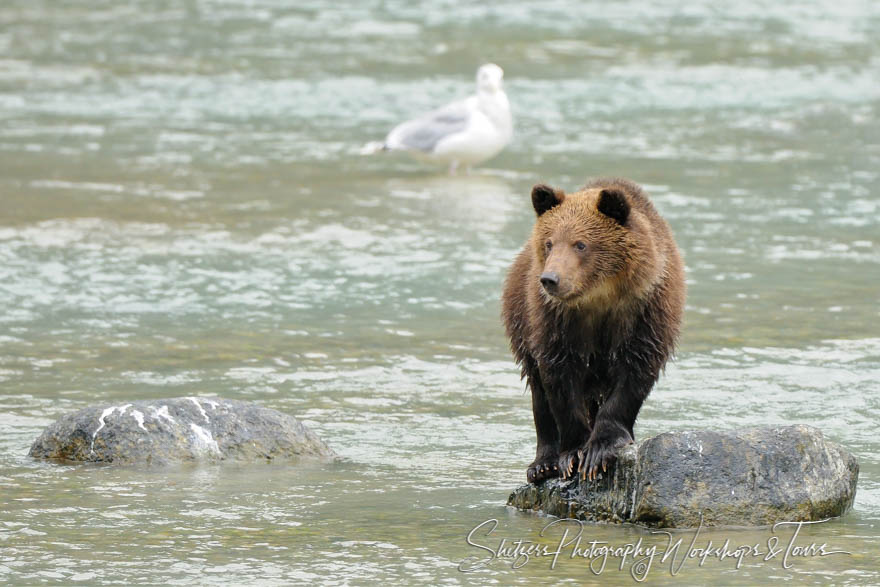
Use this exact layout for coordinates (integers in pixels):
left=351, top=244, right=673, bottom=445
left=29, top=397, right=335, bottom=465
left=508, top=425, right=858, bottom=528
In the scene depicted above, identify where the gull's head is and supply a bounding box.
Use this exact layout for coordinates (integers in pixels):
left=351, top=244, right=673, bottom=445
left=476, top=63, right=504, bottom=93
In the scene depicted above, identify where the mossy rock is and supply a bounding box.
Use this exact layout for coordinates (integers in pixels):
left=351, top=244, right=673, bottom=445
left=508, top=425, right=858, bottom=528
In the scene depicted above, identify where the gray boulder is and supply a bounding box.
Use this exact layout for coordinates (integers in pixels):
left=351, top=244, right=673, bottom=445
left=508, top=425, right=858, bottom=528
left=29, top=397, right=335, bottom=464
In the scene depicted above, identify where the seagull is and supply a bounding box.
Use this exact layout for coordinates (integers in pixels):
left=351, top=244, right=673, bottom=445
left=363, top=64, right=513, bottom=174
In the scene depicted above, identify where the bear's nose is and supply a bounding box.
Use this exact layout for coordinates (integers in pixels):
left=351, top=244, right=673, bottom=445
left=540, top=272, right=560, bottom=291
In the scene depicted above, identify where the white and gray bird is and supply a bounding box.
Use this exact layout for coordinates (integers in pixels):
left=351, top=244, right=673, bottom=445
left=363, top=64, right=513, bottom=174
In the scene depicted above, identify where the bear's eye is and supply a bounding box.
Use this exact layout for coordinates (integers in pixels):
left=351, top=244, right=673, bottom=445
left=574, top=241, right=587, bottom=252
left=545, top=240, right=553, bottom=251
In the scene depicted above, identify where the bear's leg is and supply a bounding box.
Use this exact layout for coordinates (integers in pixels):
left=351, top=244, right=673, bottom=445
left=577, top=371, right=654, bottom=481
left=543, top=382, right=592, bottom=480
left=525, top=358, right=559, bottom=484
left=576, top=309, right=671, bottom=481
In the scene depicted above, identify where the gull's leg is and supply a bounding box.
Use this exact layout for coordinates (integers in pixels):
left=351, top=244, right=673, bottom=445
left=448, top=160, right=459, bottom=175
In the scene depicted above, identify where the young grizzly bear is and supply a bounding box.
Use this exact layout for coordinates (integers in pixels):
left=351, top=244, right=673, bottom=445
left=502, top=178, right=685, bottom=484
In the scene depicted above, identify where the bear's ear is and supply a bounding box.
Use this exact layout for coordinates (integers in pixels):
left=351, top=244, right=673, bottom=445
left=531, top=184, right=565, bottom=216
left=597, top=188, right=630, bottom=225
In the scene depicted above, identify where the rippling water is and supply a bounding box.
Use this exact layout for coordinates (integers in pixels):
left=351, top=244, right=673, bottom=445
left=1, top=1, right=879, bottom=584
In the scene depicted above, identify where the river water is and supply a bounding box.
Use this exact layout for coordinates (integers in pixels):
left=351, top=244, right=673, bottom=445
left=1, top=1, right=879, bottom=584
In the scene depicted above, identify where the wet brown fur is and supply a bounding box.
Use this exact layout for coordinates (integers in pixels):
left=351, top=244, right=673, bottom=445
left=502, top=178, right=686, bottom=484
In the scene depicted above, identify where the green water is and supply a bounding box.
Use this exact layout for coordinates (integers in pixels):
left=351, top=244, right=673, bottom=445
left=1, top=1, right=879, bottom=584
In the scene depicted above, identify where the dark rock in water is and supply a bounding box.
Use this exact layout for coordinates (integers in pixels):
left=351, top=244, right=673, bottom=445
left=29, top=397, right=335, bottom=465
left=508, top=425, right=858, bottom=528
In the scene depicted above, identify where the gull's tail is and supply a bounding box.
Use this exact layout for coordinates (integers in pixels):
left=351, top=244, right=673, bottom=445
left=358, top=141, right=389, bottom=155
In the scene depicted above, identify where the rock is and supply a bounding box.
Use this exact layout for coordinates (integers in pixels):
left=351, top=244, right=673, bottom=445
left=29, top=397, right=335, bottom=465
left=508, top=425, right=858, bottom=528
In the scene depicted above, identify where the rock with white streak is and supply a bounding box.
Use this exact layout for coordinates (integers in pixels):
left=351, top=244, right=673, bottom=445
left=29, top=397, right=335, bottom=464
left=508, top=425, right=858, bottom=528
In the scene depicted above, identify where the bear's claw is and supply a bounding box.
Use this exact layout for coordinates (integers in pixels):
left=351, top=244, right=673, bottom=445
left=526, top=458, right=560, bottom=484
left=556, top=450, right=580, bottom=480
left=577, top=435, right=632, bottom=482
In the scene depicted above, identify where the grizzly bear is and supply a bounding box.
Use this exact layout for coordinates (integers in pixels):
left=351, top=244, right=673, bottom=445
left=502, top=178, right=685, bottom=484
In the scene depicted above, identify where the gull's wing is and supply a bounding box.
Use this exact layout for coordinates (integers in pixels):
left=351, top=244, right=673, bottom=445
left=385, top=98, right=473, bottom=153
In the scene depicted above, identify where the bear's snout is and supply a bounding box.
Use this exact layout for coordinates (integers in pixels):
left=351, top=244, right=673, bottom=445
left=539, top=271, right=560, bottom=294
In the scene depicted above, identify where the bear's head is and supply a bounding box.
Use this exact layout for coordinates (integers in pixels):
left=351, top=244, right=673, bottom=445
left=529, top=180, right=654, bottom=307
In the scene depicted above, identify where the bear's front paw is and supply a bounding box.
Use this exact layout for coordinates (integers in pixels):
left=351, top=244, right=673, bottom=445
left=526, top=458, right=559, bottom=484
left=577, top=431, right=633, bottom=482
